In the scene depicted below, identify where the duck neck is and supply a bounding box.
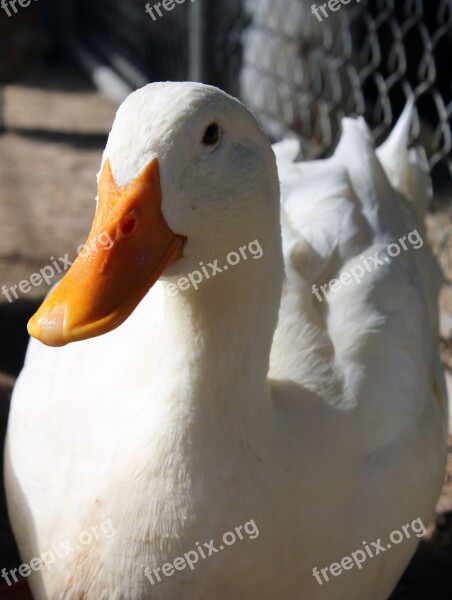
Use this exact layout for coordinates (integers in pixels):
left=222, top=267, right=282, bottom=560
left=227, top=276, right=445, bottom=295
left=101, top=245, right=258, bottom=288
left=154, top=233, right=284, bottom=425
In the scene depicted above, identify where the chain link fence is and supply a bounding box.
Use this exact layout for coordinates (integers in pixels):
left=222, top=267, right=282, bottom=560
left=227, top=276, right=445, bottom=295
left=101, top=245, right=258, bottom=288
left=71, top=0, right=452, bottom=182
left=213, top=0, right=452, bottom=184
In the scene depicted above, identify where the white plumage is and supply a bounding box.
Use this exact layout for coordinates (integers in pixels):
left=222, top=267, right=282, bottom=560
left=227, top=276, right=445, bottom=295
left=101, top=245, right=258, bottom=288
left=4, top=82, right=448, bottom=599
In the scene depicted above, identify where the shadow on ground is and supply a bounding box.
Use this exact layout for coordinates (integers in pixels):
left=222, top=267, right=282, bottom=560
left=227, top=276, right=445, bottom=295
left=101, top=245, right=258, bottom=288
left=390, top=512, right=452, bottom=599
left=0, top=299, right=42, bottom=377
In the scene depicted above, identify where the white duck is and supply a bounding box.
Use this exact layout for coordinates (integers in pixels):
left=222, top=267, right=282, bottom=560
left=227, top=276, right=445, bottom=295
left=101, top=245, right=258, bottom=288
left=4, top=83, right=448, bottom=600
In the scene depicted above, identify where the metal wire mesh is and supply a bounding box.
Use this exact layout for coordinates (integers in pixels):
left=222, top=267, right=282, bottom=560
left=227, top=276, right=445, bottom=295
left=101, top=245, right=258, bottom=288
left=73, top=0, right=452, bottom=186
left=211, top=0, right=452, bottom=188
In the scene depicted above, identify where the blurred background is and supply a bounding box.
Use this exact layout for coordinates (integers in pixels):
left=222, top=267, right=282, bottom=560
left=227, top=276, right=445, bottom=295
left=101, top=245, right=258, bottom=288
left=0, top=0, right=451, bottom=597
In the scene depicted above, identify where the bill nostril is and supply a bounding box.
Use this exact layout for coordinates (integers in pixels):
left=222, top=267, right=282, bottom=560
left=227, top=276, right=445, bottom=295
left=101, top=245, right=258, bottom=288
left=121, top=219, right=136, bottom=235
left=118, top=209, right=141, bottom=239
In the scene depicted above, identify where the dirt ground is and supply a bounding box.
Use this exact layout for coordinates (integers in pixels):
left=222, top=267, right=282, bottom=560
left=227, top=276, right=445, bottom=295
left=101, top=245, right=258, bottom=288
left=0, top=56, right=451, bottom=599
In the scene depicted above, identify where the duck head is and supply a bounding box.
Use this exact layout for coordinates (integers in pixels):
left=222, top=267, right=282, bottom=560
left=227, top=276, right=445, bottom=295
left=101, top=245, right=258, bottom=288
left=28, top=82, right=280, bottom=347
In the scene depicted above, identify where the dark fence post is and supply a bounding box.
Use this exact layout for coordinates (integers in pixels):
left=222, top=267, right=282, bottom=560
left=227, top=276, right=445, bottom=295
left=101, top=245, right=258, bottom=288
left=189, top=0, right=214, bottom=84
left=0, top=87, right=3, bottom=133
left=43, top=0, right=74, bottom=46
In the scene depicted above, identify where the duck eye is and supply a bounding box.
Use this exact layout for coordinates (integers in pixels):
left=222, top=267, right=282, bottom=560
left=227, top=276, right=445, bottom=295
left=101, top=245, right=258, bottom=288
left=202, top=123, right=221, bottom=148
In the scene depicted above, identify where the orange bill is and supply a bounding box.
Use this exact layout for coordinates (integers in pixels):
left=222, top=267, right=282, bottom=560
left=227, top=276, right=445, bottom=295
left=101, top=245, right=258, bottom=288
left=27, top=158, right=186, bottom=347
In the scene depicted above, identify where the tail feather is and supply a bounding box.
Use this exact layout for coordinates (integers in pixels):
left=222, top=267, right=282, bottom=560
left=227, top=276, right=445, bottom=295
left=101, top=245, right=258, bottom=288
left=377, top=100, right=432, bottom=218
left=333, top=116, right=401, bottom=236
